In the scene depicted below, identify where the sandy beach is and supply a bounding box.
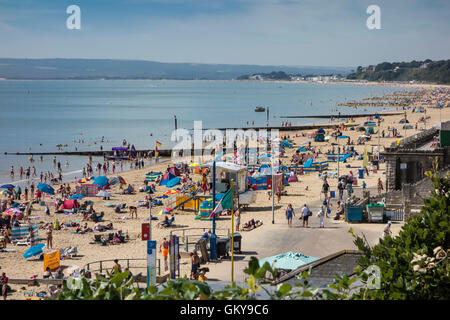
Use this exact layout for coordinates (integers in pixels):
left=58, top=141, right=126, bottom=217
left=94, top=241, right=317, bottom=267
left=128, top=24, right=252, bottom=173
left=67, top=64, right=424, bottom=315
left=1, top=85, right=449, bottom=299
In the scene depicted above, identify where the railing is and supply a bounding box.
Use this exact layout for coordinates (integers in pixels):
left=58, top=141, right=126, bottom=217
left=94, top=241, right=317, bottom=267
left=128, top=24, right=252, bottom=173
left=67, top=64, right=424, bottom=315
left=170, top=227, right=230, bottom=252
left=83, top=258, right=161, bottom=277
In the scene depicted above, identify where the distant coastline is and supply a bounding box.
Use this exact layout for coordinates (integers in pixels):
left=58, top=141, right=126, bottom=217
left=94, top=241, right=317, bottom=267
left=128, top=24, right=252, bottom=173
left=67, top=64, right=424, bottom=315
left=1, top=77, right=448, bottom=89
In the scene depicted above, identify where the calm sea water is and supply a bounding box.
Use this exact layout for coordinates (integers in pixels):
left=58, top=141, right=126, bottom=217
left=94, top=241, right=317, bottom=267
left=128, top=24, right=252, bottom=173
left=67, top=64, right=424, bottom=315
left=0, top=80, right=413, bottom=185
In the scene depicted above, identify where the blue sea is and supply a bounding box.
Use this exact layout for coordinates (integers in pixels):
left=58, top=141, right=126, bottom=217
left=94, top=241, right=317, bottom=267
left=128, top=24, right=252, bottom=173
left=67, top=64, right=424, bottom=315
left=0, top=80, right=413, bottom=185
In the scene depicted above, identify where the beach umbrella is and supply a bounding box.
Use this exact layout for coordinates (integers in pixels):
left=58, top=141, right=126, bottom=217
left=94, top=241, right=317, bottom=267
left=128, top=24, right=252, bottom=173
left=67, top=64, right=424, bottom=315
left=108, top=177, right=120, bottom=186
left=69, top=194, right=85, bottom=200
left=23, top=244, right=46, bottom=259
left=93, top=176, right=109, bottom=189
left=259, top=252, right=319, bottom=270
left=0, top=184, right=15, bottom=189
left=37, top=183, right=55, bottom=195
left=1, top=190, right=12, bottom=195
left=158, top=208, right=173, bottom=216
left=77, top=177, right=90, bottom=183
left=303, top=158, right=313, bottom=168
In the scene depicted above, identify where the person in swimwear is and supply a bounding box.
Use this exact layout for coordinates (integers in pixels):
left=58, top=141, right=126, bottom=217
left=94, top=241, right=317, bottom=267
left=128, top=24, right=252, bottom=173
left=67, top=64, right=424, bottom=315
left=160, top=237, right=169, bottom=271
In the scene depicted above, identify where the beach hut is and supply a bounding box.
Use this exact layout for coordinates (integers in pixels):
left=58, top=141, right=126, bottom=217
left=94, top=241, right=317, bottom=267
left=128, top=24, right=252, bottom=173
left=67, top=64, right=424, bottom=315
left=159, top=172, right=176, bottom=186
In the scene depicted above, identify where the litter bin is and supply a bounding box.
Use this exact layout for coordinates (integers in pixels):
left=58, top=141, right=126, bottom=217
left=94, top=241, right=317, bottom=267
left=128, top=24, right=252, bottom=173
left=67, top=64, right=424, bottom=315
left=358, top=168, right=364, bottom=179
left=230, top=233, right=242, bottom=254
left=366, top=203, right=385, bottom=223
left=216, top=238, right=229, bottom=258
left=329, top=190, right=335, bottom=199
left=345, top=205, right=363, bottom=222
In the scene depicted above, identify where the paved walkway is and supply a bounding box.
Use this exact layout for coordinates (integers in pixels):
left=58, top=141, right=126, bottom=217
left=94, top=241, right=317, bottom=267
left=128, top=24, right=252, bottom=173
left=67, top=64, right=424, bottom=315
left=205, top=191, right=402, bottom=284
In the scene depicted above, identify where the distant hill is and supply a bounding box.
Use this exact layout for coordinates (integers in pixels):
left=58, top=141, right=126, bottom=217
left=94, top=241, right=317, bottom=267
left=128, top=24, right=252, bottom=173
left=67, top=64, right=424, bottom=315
left=0, top=58, right=352, bottom=80
left=346, top=59, right=450, bottom=84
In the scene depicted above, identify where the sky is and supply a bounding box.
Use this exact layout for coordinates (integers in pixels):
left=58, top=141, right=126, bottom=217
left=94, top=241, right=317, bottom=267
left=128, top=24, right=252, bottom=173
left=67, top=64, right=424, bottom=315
left=0, top=0, right=449, bottom=67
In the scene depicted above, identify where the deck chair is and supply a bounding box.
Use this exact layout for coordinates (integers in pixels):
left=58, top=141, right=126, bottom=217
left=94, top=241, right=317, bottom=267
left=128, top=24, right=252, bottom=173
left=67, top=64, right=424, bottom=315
left=162, top=217, right=175, bottom=228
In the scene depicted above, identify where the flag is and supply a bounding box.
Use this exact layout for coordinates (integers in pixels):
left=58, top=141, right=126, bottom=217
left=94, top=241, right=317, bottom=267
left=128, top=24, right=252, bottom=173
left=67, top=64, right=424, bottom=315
left=156, top=141, right=162, bottom=147
left=209, top=188, right=233, bottom=218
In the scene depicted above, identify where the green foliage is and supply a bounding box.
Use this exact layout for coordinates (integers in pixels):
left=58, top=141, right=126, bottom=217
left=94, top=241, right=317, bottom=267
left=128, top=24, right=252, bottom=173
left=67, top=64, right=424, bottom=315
left=347, top=59, right=450, bottom=84
left=351, top=160, right=450, bottom=299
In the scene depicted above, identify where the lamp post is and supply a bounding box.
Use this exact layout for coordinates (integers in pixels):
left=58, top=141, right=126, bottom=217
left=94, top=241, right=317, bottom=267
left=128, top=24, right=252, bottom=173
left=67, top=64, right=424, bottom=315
left=231, top=179, right=235, bottom=284
left=209, top=161, right=217, bottom=260
left=378, top=117, right=381, bottom=160
left=271, top=139, right=275, bottom=224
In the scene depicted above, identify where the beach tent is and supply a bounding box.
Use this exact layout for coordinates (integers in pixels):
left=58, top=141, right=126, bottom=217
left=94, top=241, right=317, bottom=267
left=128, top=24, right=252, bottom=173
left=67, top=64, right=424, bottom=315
left=169, top=166, right=181, bottom=176
left=160, top=172, right=176, bottom=186
left=303, top=158, right=313, bottom=168
left=60, top=200, right=79, bottom=210
left=93, top=176, right=109, bottom=189
left=166, top=177, right=181, bottom=188
left=280, top=140, right=293, bottom=148
left=24, top=244, right=46, bottom=259
left=12, top=223, right=38, bottom=243
left=259, top=252, right=319, bottom=270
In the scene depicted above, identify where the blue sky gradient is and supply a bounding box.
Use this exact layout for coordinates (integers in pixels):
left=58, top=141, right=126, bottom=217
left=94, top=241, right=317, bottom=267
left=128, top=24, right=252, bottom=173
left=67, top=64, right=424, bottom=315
left=0, top=0, right=449, bottom=67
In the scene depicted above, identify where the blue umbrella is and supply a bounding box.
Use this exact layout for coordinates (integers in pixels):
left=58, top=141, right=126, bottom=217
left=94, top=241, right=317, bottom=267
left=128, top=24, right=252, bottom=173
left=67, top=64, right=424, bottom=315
left=70, top=194, right=85, bottom=200
left=0, top=184, right=15, bottom=189
left=23, top=244, right=46, bottom=258
left=37, top=183, right=55, bottom=195
left=93, top=176, right=109, bottom=189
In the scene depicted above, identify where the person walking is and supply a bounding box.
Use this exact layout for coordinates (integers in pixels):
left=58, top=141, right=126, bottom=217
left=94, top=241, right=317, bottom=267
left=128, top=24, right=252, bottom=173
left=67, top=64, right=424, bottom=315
left=235, top=209, right=241, bottom=231
left=301, top=204, right=311, bottom=228
left=322, top=180, right=329, bottom=200
left=317, top=206, right=325, bottom=228
left=160, top=238, right=169, bottom=271
left=285, top=204, right=295, bottom=227
left=1, top=272, right=8, bottom=300
left=377, top=178, right=384, bottom=194
left=382, top=221, right=392, bottom=239
left=337, top=179, right=345, bottom=201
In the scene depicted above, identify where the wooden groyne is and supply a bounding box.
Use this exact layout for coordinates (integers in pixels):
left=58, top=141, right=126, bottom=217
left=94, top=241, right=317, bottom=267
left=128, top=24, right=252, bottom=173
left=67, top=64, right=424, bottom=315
left=4, top=123, right=346, bottom=157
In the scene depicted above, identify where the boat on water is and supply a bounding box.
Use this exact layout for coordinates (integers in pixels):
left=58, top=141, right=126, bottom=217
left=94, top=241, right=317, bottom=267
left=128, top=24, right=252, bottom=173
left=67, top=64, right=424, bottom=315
left=254, top=106, right=266, bottom=112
